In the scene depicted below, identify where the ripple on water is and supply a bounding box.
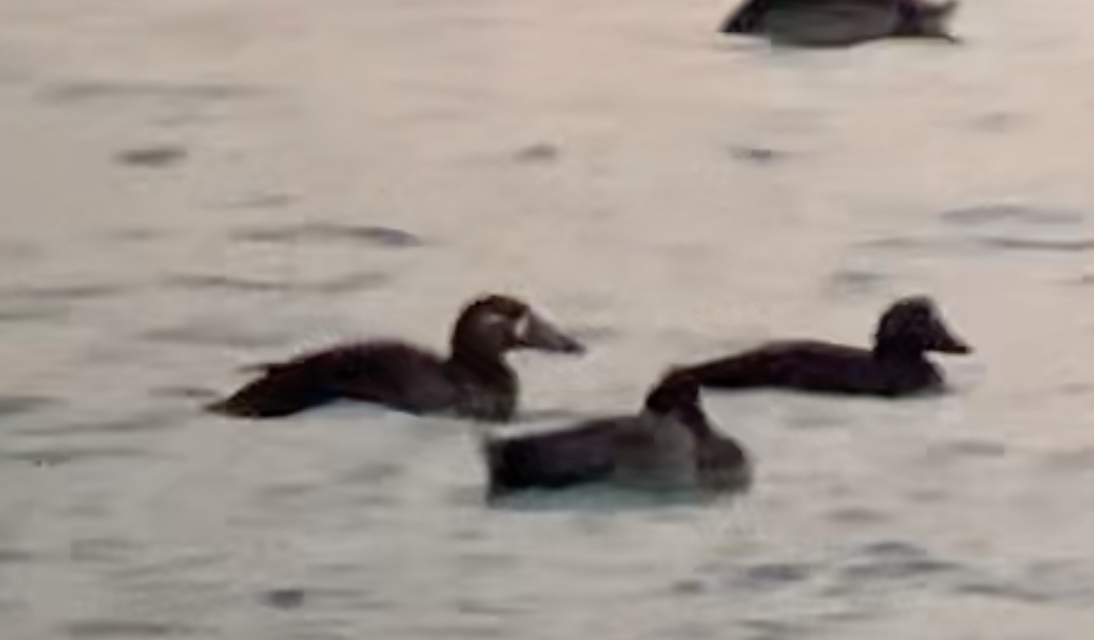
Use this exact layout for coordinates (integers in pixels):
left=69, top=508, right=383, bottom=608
left=0, top=282, right=131, bottom=322
left=161, top=272, right=392, bottom=296
left=938, top=204, right=1094, bottom=253
left=66, top=620, right=206, bottom=639
left=114, top=145, right=188, bottom=169
left=230, top=222, right=424, bottom=248
left=831, top=540, right=966, bottom=590
left=0, top=394, right=54, bottom=420
left=0, top=283, right=132, bottom=302
left=0, top=445, right=153, bottom=467
left=25, top=411, right=180, bottom=437
left=139, top=321, right=294, bottom=349
left=825, top=266, right=889, bottom=297
left=512, top=142, right=561, bottom=164
left=38, top=79, right=265, bottom=107
left=727, top=144, right=790, bottom=165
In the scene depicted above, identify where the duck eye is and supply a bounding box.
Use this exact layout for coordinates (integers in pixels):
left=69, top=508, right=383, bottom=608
left=479, top=311, right=509, bottom=329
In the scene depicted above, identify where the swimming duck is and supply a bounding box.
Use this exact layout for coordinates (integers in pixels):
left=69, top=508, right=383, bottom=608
left=720, top=0, right=960, bottom=48
left=207, top=294, right=586, bottom=421
left=674, top=296, right=970, bottom=397
left=483, top=372, right=751, bottom=498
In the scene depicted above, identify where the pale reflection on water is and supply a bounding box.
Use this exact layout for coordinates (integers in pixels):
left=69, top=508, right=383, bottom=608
left=3, top=0, right=1094, bottom=638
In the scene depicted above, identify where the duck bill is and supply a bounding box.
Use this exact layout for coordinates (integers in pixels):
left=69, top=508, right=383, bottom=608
left=516, top=313, right=586, bottom=354
left=931, top=325, right=972, bottom=354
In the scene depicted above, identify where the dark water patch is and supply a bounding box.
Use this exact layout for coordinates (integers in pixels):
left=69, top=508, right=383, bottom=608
left=1, top=446, right=152, bottom=466
left=28, top=412, right=179, bottom=437
left=66, top=619, right=204, bottom=638
left=852, top=235, right=935, bottom=252
left=939, top=204, right=1084, bottom=228
left=728, top=144, right=788, bottom=165
left=1038, top=447, right=1094, bottom=473
left=0, top=303, right=70, bottom=323
left=955, top=579, right=1054, bottom=603
left=39, top=80, right=263, bottom=106
left=255, top=483, right=315, bottom=504
left=0, top=240, right=39, bottom=264
left=966, top=111, right=1022, bottom=133
left=738, top=561, right=817, bottom=590
left=833, top=540, right=964, bottom=588
left=163, top=272, right=392, bottom=296
left=513, top=142, right=560, bottom=164
left=1056, top=381, right=1094, bottom=396
left=335, top=459, right=405, bottom=485
left=956, top=561, right=1094, bottom=606
left=934, top=204, right=1094, bottom=253
left=107, top=227, right=162, bottom=243
left=826, top=505, right=888, bottom=525
left=115, top=145, right=188, bottom=169
left=0, top=548, right=36, bottom=564
left=70, top=537, right=138, bottom=563
left=305, top=273, right=392, bottom=294
left=975, top=237, right=1094, bottom=253
left=261, top=588, right=307, bottom=610
left=0, top=394, right=54, bottom=419
left=215, top=193, right=295, bottom=210
left=162, top=274, right=290, bottom=293
left=0, top=282, right=132, bottom=302
left=926, top=438, right=1007, bottom=460
left=139, top=322, right=293, bottom=349
left=826, top=267, right=887, bottom=296
left=231, top=223, right=423, bottom=248
left=740, top=618, right=806, bottom=640
left=150, top=385, right=220, bottom=402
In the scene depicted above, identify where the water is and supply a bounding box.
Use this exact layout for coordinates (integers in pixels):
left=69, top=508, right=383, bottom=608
left=3, top=0, right=1094, bottom=637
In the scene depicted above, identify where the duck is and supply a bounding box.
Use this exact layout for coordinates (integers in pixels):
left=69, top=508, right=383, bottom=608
left=207, top=294, right=586, bottom=421
left=482, top=372, right=752, bottom=498
left=720, top=0, right=961, bottom=48
left=673, top=295, right=971, bottom=398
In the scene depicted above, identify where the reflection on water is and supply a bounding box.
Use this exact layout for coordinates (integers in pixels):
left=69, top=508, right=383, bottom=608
left=3, top=0, right=1094, bottom=638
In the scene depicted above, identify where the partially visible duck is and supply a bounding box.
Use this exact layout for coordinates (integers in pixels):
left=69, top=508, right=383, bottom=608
left=483, top=373, right=752, bottom=498
left=674, top=295, right=971, bottom=398
left=208, top=294, right=585, bottom=421
left=720, top=0, right=961, bottom=48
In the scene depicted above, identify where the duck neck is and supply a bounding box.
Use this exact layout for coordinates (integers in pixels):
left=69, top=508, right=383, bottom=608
left=675, top=405, right=719, bottom=442
left=446, top=342, right=515, bottom=387
left=872, top=340, right=927, bottom=362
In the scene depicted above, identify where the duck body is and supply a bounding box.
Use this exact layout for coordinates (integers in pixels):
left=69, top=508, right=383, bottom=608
left=721, top=0, right=960, bottom=48
left=483, top=374, right=751, bottom=498
left=679, top=340, right=945, bottom=397
left=208, top=295, right=584, bottom=422
left=675, top=296, right=971, bottom=398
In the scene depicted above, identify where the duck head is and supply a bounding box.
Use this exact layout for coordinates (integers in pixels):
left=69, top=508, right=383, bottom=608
left=644, top=372, right=702, bottom=416
left=896, top=0, right=961, bottom=42
left=451, top=294, right=586, bottom=356
left=873, top=295, right=971, bottom=357
left=642, top=371, right=720, bottom=438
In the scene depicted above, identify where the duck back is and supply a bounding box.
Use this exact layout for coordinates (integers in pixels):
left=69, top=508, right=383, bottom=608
left=484, top=418, right=626, bottom=494
left=209, top=342, right=457, bottom=418
left=680, top=340, right=936, bottom=396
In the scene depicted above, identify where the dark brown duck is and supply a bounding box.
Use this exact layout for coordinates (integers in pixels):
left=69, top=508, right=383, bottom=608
left=207, top=294, right=585, bottom=421
left=720, top=0, right=960, bottom=48
left=674, top=296, right=971, bottom=397
left=483, top=373, right=752, bottom=498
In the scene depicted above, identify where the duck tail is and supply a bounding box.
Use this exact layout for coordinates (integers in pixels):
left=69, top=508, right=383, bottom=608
left=205, top=366, right=335, bottom=419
